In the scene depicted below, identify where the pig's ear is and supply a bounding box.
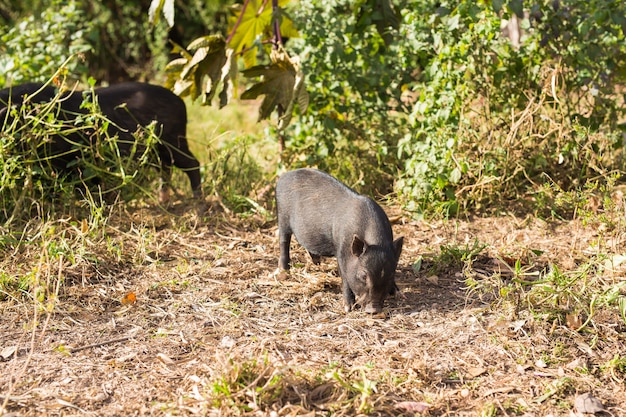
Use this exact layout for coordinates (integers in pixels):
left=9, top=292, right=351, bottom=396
left=393, top=237, right=404, bottom=261
left=351, top=235, right=368, bottom=257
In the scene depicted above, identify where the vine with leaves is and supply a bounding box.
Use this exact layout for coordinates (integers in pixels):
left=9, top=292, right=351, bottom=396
left=149, top=0, right=306, bottom=149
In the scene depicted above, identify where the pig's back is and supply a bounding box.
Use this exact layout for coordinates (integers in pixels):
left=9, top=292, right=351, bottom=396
left=276, top=168, right=359, bottom=216
left=276, top=168, right=360, bottom=256
left=276, top=168, right=394, bottom=256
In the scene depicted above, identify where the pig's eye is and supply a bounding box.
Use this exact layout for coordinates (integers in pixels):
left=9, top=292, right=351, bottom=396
left=356, top=271, right=367, bottom=283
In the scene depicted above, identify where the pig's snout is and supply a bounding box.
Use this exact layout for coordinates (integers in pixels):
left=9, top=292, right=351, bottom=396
left=354, top=293, right=383, bottom=314
left=364, top=303, right=383, bottom=314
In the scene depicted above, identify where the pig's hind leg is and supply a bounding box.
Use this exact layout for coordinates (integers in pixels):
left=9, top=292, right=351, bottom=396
left=278, top=227, right=292, bottom=270
left=308, top=252, right=321, bottom=265
left=169, top=140, right=202, bottom=197
left=158, top=136, right=202, bottom=200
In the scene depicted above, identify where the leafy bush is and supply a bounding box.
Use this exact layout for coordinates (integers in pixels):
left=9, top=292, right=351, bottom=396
left=84, top=0, right=172, bottom=81
left=1, top=0, right=234, bottom=84
left=530, top=0, right=626, bottom=128
left=284, top=0, right=413, bottom=195
left=0, top=0, right=93, bottom=86
left=284, top=0, right=625, bottom=214
left=396, top=0, right=626, bottom=216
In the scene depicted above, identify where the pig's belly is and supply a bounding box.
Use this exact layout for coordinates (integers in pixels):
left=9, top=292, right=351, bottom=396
left=293, top=230, right=337, bottom=257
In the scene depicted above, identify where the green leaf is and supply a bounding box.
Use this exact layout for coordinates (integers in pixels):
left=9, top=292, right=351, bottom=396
left=228, top=0, right=274, bottom=67
left=148, top=0, right=174, bottom=28
left=227, top=0, right=297, bottom=68
left=376, top=0, right=399, bottom=29
left=356, top=0, right=398, bottom=46
left=279, top=59, right=308, bottom=130
left=172, top=79, right=193, bottom=97
left=507, top=0, right=523, bottom=18
left=162, top=0, right=175, bottom=28
left=216, top=49, right=235, bottom=107
left=181, top=47, right=209, bottom=80
left=148, top=0, right=163, bottom=25
left=241, top=49, right=306, bottom=129
left=491, top=0, right=504, bottom=13
left=188, top=36, right=221, bottom=51
left=275, top=9, right=300, bottom=39
left=164, top=58, right=188, bottom=74
left=450, top=167, right=462, bottom=183
left=612, top=13, right=626, bottom=37
left=169, top=41, right=193, bottom=60
left=164, top=35, right=231, bottom=106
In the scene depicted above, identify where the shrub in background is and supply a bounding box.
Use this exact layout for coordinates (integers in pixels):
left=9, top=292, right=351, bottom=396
left=2, top=0, right=625, bottom=217
left=0, top=0, right=93, bottom=86
left=396, top=0, right=626, bottom=216
left=285, top=0, right=414, bottom=196
left=286, top=0, right=625, bottom=215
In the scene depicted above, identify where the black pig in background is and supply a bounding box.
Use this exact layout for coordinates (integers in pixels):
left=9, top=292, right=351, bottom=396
left=276, top=168, right=404, bottom=314
left=0, top=82, right=201, bottom=202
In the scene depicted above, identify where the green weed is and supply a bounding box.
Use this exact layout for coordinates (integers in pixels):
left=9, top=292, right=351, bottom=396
left=210, top=356, right=285, bottom=412
left=534, top=377, right=574, bottom=404
left=432, top=239, right=487, bottom=278
left=329, top=367, right=379, bottom=414
left=205, top=354, right=388, bottom=415
left=201, top=135, right=272, bottom=215
left=601, top=355, right=626, bottom=383
left=480, top=402, right=497, bottom=417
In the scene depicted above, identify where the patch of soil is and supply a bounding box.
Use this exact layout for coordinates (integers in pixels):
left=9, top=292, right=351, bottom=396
left=1, top=203, right=625, bottom=416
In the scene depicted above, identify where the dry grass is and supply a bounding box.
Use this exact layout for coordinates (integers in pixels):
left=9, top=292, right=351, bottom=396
left=1, top=199, right=626, bottom=416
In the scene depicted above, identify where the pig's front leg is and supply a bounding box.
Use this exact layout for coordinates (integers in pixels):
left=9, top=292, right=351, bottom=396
left=341, top=278, right=356, bottom=312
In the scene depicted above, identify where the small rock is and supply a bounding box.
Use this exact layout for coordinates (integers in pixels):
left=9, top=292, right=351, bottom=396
left=466, top=367, right=487, bottom=378
left=156, top=352, right=175, bottom=365
left=337, top=324, right=349, bottom=333
left=574, top=393, right=604, bottom=414
left=395, top=401, right=431, bottom=413
left=425, top=275, right=439, bottom=285
left=1, top=346, right=17, bottom=361
left=220, top=336, right=235, bottom=348
left=566, top=357, right=588, bottom=370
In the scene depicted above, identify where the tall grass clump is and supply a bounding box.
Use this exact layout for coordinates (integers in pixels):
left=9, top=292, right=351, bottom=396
left=0, top=77, right=169, bottom=305
left=169, top=353, right=396, bottom=415
left=0, top=80, right=163, bottom=228
left=202, top=135, right=272, bottom=217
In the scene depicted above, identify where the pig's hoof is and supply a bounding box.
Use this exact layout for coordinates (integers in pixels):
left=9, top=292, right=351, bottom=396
left=272, top=268, right=290, bottom=281
left=364, top=305, right=383, bottom=314
left=158, top=189, right=170, bottom=204
left=370, top=311, right=387, bottom=319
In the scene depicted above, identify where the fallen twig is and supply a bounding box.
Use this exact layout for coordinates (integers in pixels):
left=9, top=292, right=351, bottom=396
left=69, top=336, right=132, bottom=353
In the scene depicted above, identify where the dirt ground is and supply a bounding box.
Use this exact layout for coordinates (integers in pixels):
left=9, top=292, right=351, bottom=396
left=1, top=200, right=625, bottom=416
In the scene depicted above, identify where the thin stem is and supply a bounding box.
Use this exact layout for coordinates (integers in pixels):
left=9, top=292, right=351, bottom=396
left=272, top=0, right=282, bottom=48
left=226, top=0, right=253, bottom=45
